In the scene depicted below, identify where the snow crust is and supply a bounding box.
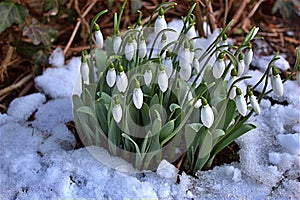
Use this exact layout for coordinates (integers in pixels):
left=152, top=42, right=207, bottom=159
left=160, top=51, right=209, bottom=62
left=1, top=20, right=299, bottom=199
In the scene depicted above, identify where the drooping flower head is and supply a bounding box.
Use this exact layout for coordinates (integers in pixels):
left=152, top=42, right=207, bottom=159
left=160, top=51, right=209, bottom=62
left=235, top=87, right=247, bottom=117
left=179, top=41, right=190, bottom=70
left=200, top=97, right=214, bottom=128
left=270, top=66, right=283, bottom=97
left=227, top=68, right=238, bottom=99
left=116, top=64, right=128, bottom=93
left=80, top=51, right=89, bottom=84
left=158, top=33, right=167, bottom=59
left=237, top=53, right=245, bottom=76
left=125, top=37, right=134, bottom=61
left=144, top=63, right=152, bottom=86
left=113, top=30, right=122, bottom=54
left=94, top=23, right=103, bottom=49
left=212, top=52, right=225, bottom=79
left=163, top=51, right=173, bottom=78
left=219, top=34, right=228, bottom=51
left=138, top=35, right=147, bottom=58
left=112, top=98, right=122, bottom=123
left=247, top=86, right=260, bottom=115
left=133, top=79, right=143, bottom=109
left=106, top=63, right=116, bottom=87
left=158, top=64, right=168, bottom=92
left=244, top=43, right=253, bottom=66
left=154, top=7, right=167, bottom=36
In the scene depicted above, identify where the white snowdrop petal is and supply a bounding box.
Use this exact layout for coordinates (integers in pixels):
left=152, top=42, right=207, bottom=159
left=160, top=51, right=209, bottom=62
left=125, top=43, right=134, bottom=61
left=193, top=57, right=200, bottom=73
left=113, top=36, right=122, bottom=54
left=144, top=70, right=152, bottom=86
left=236, top=95, right=247, bottom=116
left=163, top=58, right=173, bottom=78
left=179, top=64, right=192, bottom=81
left=271, top=74, right=283, bottom=97
left=179, top=49, right=190, bottom=70
left=158, top=70, right=168, bottom=92
left=212, top=59, right=225, bottom=79
left=201, top=105, right=214, bottom=128
left=237, top=60, right=245, bottom=76
left=112, top=104, right=122, bottom=123
left=229, top=89, right=236, bottom=100
left=80, top=62, right=89, bottom=84
left=186, top=25, right=196, bottom=40
left=106, top=69, right=116, bottom=87
left=95, top=30, right=103, bottom=49
left=244, top=48, right=253, bottom=66
left=133, top=88, right=143, bottom=109
left=116, top=72, right=128, bottom=93
left=250, top=95, right=261, bottom=115
left=138, top=40, right=147, bottom=58
left=154, top=16, right=167, bottom=35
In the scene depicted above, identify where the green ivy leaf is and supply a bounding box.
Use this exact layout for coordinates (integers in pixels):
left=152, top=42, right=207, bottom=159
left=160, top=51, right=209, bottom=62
left=23, top=18, right=51, bottom=46
left=0, top=1, right=29, bottom=33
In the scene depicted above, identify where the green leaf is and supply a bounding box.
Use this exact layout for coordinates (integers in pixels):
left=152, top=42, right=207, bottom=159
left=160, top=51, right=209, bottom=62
left=94, top=99, right=108, bottom=134
left=95, top=48, right=107, bottom=73
left=76, top=106, right=97, bottom=122
left=23, top=18, right=51, bottom=46
left=211, top=129, right=225, bottom=147
left=0, top=1, right=28, bottom=33
left=159, top=120, right=175, bottom=142
left=212, top=123, right=256, bottom=156
left=169, top=103, right=181, bottom=112
left=223, top=99, right=236, bottom=130
left=141, top=103, right=151, bottom=126
left=122, top=133, right=141, bottom=156
left=198, top=131, right=212, bottom=158
left=108, top=119, right=121, bottom=155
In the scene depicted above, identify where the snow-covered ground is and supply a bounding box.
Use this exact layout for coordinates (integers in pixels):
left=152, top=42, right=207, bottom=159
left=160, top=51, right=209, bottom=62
left=1, top=21, right=299, bottom=199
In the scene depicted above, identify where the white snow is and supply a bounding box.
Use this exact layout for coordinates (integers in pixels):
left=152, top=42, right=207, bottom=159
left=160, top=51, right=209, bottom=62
left=1, top=20, right=300, bottom=200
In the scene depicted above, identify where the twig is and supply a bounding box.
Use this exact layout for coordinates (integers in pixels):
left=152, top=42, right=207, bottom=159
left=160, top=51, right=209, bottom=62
left=63, top=0, right=98, bottom=55
left=0, top=74, right=33, bottom=97
left=231, top=0, right=250, bottom=27
left=0, top=44, right=14, bottom=82
left=205, top=0, right=216, bottom=32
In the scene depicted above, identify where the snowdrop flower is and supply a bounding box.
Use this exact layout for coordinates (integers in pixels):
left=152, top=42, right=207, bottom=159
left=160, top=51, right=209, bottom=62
left=138, top=35, right=147, bottom=58
left=144, top=69, right=152, bottom=86
left=132, top=36, right=137, bottom=54
left=193, top=57, right=200, bottom=73
left=112, top=99, right=122, bottom=123
left=212, top=52, right=225, bottom=79
left=247, top=87, right=260, bottom=115
left=113, top=30, right=122, bottom=54
left=270, top=66, right=283, bottom=97
left=94, top=23, right=103, bottom=49
left=189, top=43, right=195, bottom=62
left=237, top=53, right=245, bottom=76
left=135, top=18, right=143, bottom=39
left=186, top=18, right=196, bottom=45
left=125, top=37, right=134, bottom=61
left=200, top=97, right=214, bottom=128
left=163, top=51, right=173, bottom=78
left=244, top=44, right=253, bottom=66
left=180, top=64, right=192, bottom=81
left=227, top=68, right=238, bottom=99
left=219, top=34, right=228, bottom=51
left=179, top=41, right=190, bottom=70
left=133, top=79, right=143, bottom=109
left=296, top=65, right=300, bottom=86
left=235, top=87, right=247, bottom=117
left=158, top=33, right=167, bottom=59
left=116, top=65, right=128, bottom=93
left=80, top=54, right=89, bottom=84
left=154, top=8, right=167, bottom=36
left=106, top=63, right=116, bottom=87
left=158, top=64, right=168, bottom=92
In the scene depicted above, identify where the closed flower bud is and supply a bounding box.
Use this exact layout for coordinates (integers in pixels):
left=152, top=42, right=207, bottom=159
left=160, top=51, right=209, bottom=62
left=270, top=66, right=283, bottom=97
left=180, top=64, right=192, bottom=81
left=186, top=23, right=196, bottom=43
left=112, top=103, right=122, bottom=123
left=133, top=80, right=143, bottom=109
left=80, top=55, right=89, bottom=84
left=113, top=31, right=122, bottom=54
left=200, top=97, right=214, bottom=128
left=116, top=66, right=128, bottom=93
left=250, top=95, right=260, bottom=115
left=106, top=63, right=116, bottom=87
left=244, top=46, right=253, bottom=66
left=138, top=36, right=147, bottom=58
left=237, top=53, right=245, bottom=76
left=154, top=8, right=167, bottom=35
left=163, top=52, right=173, bottom=78
left=158, top=65, right=168, bottom=92
left=212, top=53, right=225, bottom=79
left=144, top=69, right=152, bottom=86
left=235, top=88, right=247, bottom=117
left=125, top=38, right=134, bottom=61
left=227, top=68, right=238, bottom=99
left=94, top=23, right=103, bottom=49
left=219, top=34, right=228, bottom=51
left=193, top=57, right=200, bottom=74
left=179, top=41, right=190, bottom=70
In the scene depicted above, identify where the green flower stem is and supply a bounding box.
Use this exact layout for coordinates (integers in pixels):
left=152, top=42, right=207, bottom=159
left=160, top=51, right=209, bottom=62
left=116, top=0, right=127, bottom=33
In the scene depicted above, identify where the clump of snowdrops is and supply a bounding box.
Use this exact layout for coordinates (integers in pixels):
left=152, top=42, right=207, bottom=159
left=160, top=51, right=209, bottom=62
left=72, top=1, right=300, bottom=173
